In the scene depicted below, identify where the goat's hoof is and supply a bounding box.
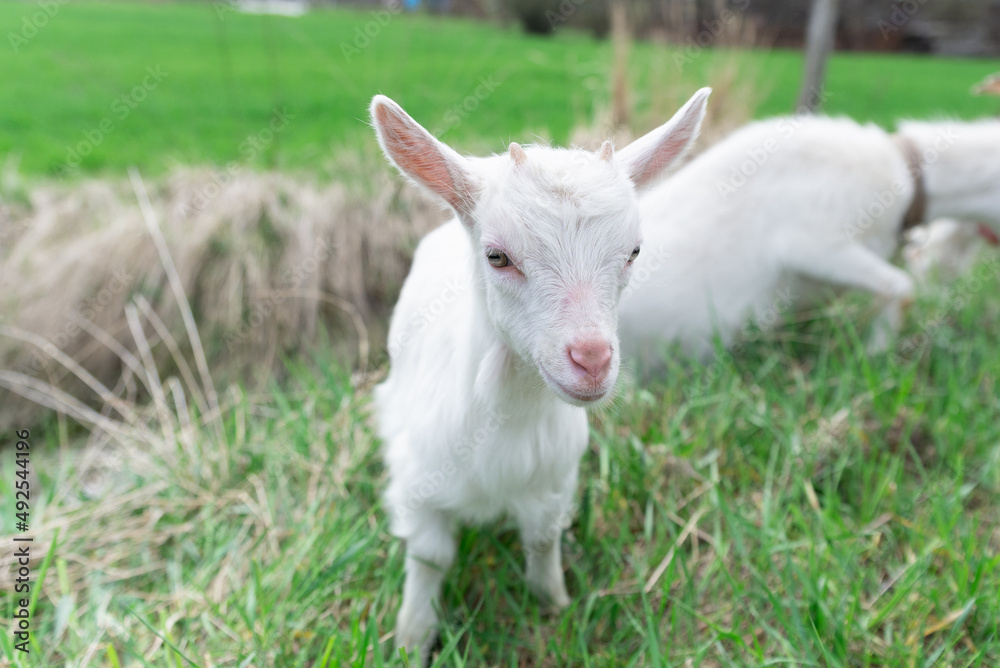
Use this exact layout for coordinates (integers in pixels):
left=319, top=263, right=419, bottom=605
left=394, top=622, right=437, bottom=666
left=394, top=638, right=434, bottom=668
left=546, top=591, right=571, bottom=612
left=528, top=579, right=571, bottom=612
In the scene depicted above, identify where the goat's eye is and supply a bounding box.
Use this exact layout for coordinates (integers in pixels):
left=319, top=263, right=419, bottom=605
left=628, top=246, right=640, bottom=264
left=487, top=250, right=509, bottom=268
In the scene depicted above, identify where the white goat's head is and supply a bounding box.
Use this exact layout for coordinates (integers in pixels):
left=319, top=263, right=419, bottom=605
left=371, top=89, right=710, bottom=405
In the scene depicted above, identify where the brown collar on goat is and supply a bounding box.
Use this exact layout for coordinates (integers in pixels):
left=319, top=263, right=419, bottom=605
left=891, top=134, right=927, bottom=233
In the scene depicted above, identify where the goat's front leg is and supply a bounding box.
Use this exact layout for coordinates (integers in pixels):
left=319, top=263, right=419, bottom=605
left=516, top=501, right=572, bottom=609
left=782, top=241, right=915, bottom=353
left=394, top=510, right=456, bottom=663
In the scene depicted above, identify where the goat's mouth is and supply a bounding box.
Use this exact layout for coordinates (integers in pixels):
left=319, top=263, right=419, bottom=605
left=538, top=363, right=611, bottom=405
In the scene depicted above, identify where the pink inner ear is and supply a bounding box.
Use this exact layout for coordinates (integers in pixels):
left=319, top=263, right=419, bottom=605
left=622, top=90, right=708, bottom=188
left=375, top=103, right=466, bottom=211
left=632, top=133, right=692, bottom=186
left=598, top=140, right=614, bottom=162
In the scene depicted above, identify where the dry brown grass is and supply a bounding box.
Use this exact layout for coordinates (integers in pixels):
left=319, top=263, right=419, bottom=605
left=0, top=159, right=446, bottom=428
left=0, top=157, right=389, bottom=660
left=0, top=313, right=379, bottom=663
left=571, top=17, right=768, bottom=159
left=1, top=55, right=764, bottom=431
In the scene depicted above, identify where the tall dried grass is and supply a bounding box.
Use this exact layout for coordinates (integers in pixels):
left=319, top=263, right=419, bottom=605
left=0, top=159, right=446, bottom=428
left=1, top=42, right=765, bottom=430
left=0, top=254, right=378, bottom=662
left=572, top=7, right=769, bottom=155
left=0, top=161, right=392, bottom=660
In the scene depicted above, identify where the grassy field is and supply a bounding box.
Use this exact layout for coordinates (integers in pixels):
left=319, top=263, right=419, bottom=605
left=2, top=1, right=1000, bottom=177
left=2, top=265, right=999, bottom=666
left=2, top=2, right=1000, bottom=666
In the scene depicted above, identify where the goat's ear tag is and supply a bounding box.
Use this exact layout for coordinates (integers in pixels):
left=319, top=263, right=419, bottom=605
left=598, top=140, right=614, bottom=162
left=509, top=142, right=528, bottom=166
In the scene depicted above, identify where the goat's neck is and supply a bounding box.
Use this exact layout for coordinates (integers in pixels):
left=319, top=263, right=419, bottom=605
left=905, top=124, right=1000, bottom=229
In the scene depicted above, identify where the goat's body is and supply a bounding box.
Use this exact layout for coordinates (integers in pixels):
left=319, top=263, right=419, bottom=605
left=621, top=116, right=926, bottom=364
left=368, top=90, right=711, bottom=661
left=377, top=220, right=587, bottom=535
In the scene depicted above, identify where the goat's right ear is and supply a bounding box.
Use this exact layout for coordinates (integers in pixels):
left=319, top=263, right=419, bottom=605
left=370, top=95, right=478, bottom=215
left=617, top=87, right=711, bottom=189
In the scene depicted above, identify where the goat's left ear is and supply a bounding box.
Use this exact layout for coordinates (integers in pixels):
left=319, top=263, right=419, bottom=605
left=617, top=87, right=711, bottom=189
left=370, top=95, right=479, bottom=215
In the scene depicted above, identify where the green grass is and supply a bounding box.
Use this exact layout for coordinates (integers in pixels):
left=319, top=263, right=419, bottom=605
left=3, top=258, right=999, bottom=665
left=2, top=1, right=1000, bottom=177
left=3, top=3, right=1000, bottom=665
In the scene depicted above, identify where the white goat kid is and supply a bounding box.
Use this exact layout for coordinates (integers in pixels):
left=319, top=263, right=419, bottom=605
left=371, top=90, right=710, bottom=658
left=619, top=116, right=1000, bottom=365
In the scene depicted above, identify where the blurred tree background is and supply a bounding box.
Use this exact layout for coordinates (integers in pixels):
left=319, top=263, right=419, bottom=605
left=340, top=0, right=1000, bottom=55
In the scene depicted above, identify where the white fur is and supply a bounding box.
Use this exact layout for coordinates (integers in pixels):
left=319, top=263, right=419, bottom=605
left=370, top=90, right=710, bottom=659
left=619, top=115, right=1000, bottom=365
left=903, top=219, right=987, bottom=284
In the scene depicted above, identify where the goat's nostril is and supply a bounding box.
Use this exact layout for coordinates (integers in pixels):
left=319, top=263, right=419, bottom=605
left=568, top=341, right=613, bottom=380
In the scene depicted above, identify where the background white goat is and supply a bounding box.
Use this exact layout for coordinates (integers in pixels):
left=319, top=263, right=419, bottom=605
left=370, top=90, right=710, bottom=659
left=904, top=219, right=999, bottom=284
left=619, top=115, right=1000, bottom=365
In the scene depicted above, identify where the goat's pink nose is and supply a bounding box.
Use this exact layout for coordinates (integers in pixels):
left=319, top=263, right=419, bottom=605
left=568, top=339, right=612, bottom=380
